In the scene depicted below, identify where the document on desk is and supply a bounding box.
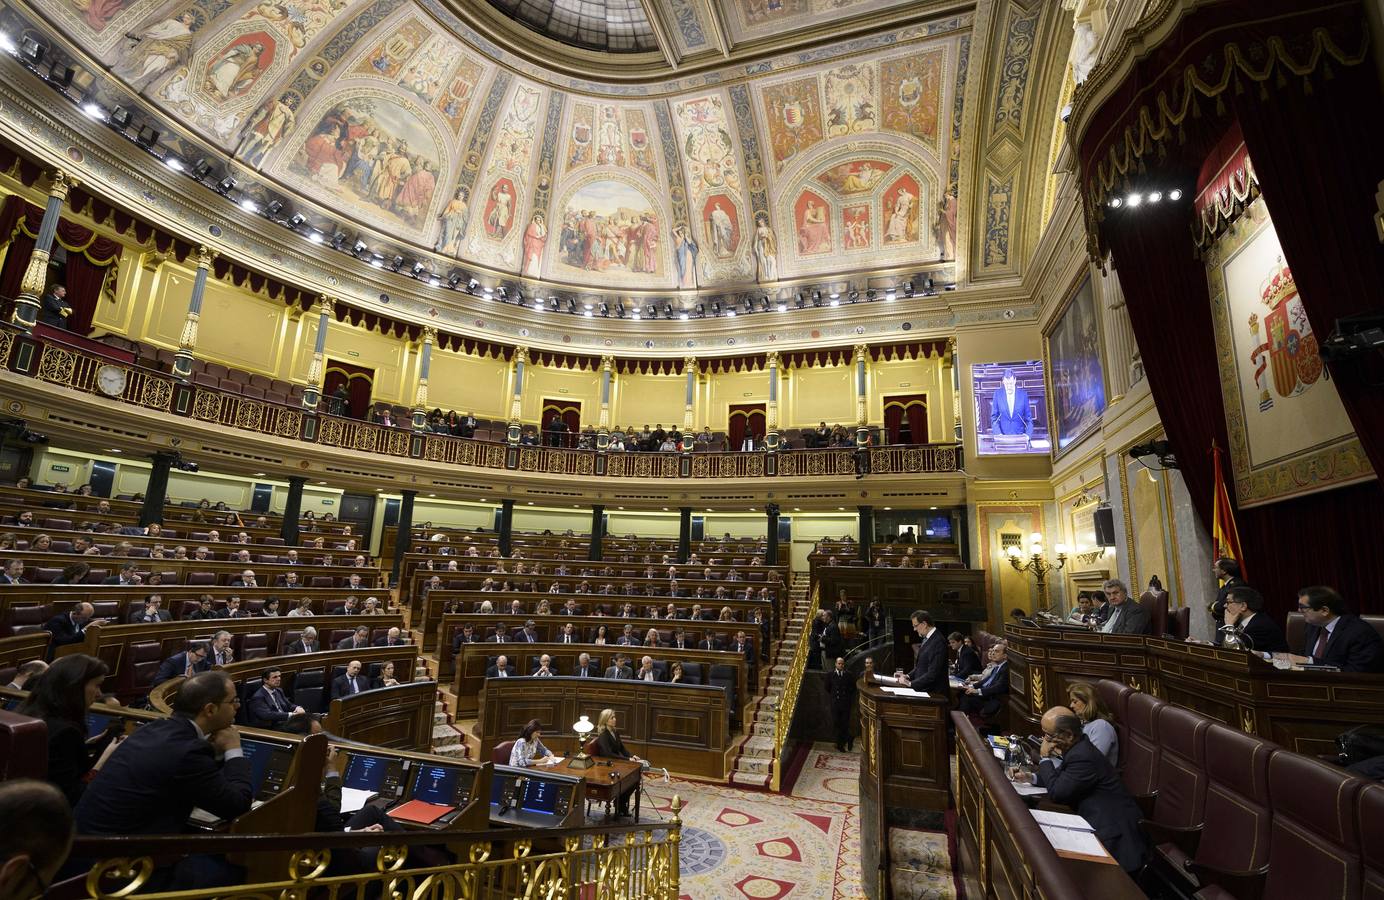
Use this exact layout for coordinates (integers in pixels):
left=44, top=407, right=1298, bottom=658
left=1009, top=780, right=1047, bottom=797
left=339, top=787, right=376, bottom=814
left=880, top=686, right=930, bottom=698
left=1031, top=810, right=1116, bottom=864
left=541, top=757, right=566, bottom=766
left=873, top=673, right=899, bottom=684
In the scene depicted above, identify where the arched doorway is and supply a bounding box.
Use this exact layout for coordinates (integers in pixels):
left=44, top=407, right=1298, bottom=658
left=728, top=404, right=766, bottom=450
left=542, top=399, right=582, bottom=447
left=884, top=395, right=928, bottom=444
left=323, top=360, right=374, bottom=418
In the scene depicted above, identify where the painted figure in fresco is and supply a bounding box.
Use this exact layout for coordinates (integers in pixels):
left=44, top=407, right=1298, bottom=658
left=935, top=193, right=958, bottom=260
left=708, top=201, right=734, bottom=257
left=116, top=11, right=196, bottom=89
left=393, top=158, right=435, bottom=222
left=237, top=97, right=295, bottom=168
left=798, top=199, right=831, bottom=254
left=673, top=224, right=698, bottom=290
left=753, top=214, right=778, bottom=282
left=204, top=40, right=267, bottom=101
left=885, top=186, right=916, bottom=243
left=844, top=209, right=870, bottom=250
left=486, top=182, right=513, bottom=238
left=435, top=188, right=469, bottom=255
left=73, top=0, right=129, bottom=32
left=522, top=214, right=547, bottom=277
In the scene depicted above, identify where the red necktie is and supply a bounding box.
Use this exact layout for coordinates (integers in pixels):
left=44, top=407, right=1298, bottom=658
left=1313, top=628, right=1329, bottom=659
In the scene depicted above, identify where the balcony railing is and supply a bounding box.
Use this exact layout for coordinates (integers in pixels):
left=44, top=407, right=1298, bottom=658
left=3, top=327, right=963, bottom=480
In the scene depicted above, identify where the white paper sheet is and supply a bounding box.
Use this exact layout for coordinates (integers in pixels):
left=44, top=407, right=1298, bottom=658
left=1039, top=825, right=1111, bottom=859
left=1031, top=809, right=1091, bottom=829
left=339, top=787, right=376, bottom=814
left=880, top=686, right=930, bottom=697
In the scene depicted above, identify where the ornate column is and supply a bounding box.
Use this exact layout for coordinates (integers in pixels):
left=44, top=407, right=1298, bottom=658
left=498, top=499, right=515, bottom=557
left=280, top=476, right=305, bottom=546
left=853, top=344, right=870, bottom=447
left=596, top=355, right=614, bottom=451
left=506, top=347, right=527, bottom=445
left=411, top=325, right=437, bottom=430
left=587, top=504, right=605, bottom=561
left=171, top=245, right=216, bottom=380
left=765, top=503, right=780, bottom=566
left=139, top=452, right=175, bottom=527
left=1102, top=272, right=1141, bottom=400
left=764, top=351, right=781, bottom=451
left=947, top=337, right=961, bottom=442
left=857, top=505, right=873, bottom=565
left=683, top=356, right=698, bottom=434
left=391, top=489, right=416, bottom=587
left=302, top=295, right=335, bottom=411
left=10, top=169, right=77, bottom=330
left=678, top=507, right=692, bottom=564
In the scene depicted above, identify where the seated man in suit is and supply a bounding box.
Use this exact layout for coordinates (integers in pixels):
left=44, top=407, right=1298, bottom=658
left=573, top=652, right=600, bottom=678
left=373, top=626, right=408, bottom=647
left=245, top=667, right=305, bottom=728
left=488, top=623, right=510, bottom=643
left=210, top=630, right=235, bottom=667
left=1286, top=585, right=1384, bottom=673
left=0, top=558, right=27, bottom=584
left=616, top=624, right=642, bottom=647
left=729, top=630, right=754, bottom=660
left=1015, top=707, right=1149, bottom=873
left=1221, top=585, right=1289, bottom=653
left=554, top=622, right=579, bottom=645
left=959, top=641, right=1009, bottom=717
left=899, top=610, right=949, bottom=694
left=1096, top=580, right=1150, bottom=635
left=336, top=625, right=371, bottom=652
left=41, top=602, right=102, bottom=652
left=697, top=632, right=722, bottom=651
left=287, top=626, right=320, bottom=654
left=451, top=623, right=478, bottom=657
left=331, top=660, right=368, bottom=696
left=949, top=632, right=982, bottom=678
left=513, top=620, right=539, bottom=643
left=230, top=569, right=257, bottom=588
left=102, top=562, right=142, bottom=586
left=531, top=654, right=556, bottom=677
left=604, top=653, right=633, bottom=679
left=669, top=628, right=692, bottom=651
left=485, top=654, right=516, bottom=679
left=635, top=655, right=660, bottom=682
left=76, top=671, right=253, bottom=857
left=154, top=641, right=212, bottom=685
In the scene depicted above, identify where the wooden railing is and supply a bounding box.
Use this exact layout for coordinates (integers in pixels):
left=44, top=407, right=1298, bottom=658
left=770, top=582, right=820, bottom=791
left=3, top=326, right=963, bottom=480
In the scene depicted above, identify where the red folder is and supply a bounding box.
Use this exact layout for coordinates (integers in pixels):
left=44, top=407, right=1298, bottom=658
left=387, top=799, right=455, bottom=825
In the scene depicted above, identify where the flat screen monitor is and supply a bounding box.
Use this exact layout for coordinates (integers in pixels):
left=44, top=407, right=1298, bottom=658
left=519, top=777, right=563, bottom=816
left=490, top=772, right=514, bottom=807
left=409, top=763, right=469, bottom=807
left=342, top=753, right=405, bottom=796
left=240, top=738, right=295, bottom=801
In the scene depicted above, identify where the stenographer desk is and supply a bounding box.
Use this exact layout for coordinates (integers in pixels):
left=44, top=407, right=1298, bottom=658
left=1003, top=623, right=1384, bottom=756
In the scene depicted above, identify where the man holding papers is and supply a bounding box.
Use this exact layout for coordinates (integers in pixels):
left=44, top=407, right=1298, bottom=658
left=1013, top=707, right=1149, bottom=873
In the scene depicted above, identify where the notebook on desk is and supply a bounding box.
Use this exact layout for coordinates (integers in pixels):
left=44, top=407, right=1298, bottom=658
left=1031, top=809, right=1115, bottom=864
left=388, top=799, right=455, bottom=825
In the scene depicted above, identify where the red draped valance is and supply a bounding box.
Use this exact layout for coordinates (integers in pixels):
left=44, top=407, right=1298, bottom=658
left=0, top=194, right=123, bottom=265
left=1192, top=121, right=1258, bottom=250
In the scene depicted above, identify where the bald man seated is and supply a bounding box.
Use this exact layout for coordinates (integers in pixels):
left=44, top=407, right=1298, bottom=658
left=1012, top=707, right=1149, bottom=873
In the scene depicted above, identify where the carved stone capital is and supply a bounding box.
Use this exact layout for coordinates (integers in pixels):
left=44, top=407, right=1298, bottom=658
left=421, top=325, right=438, bottom=343
left=513, top=346, right=529, bottom=365
left=316, top=295, right=336, bottom=316
left=193, top=245, right=216, bottom=270
left=46, top=169, right=77, bottom=201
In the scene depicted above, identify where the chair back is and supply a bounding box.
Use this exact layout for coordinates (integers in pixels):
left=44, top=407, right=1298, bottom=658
left=492, top=740, right=515, bottom=765
left=0, top=709, right=48, bottom=780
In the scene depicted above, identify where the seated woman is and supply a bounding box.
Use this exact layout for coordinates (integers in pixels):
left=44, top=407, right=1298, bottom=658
left=668, top=662, right=686, bottom=684
left=594, top=708, right=643, bottom=816
left=18, top=653, right=119, bottom=805
left=509, top=719, right=559, bottom=768
left=1066, top=681, right=1119, bottom=767
left=593, top=625, right=609, bottom=646
left=371, top=661, right=399, bottom=690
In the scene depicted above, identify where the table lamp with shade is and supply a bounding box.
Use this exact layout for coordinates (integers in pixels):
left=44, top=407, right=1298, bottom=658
left=569, top=715, right=595, bottom=769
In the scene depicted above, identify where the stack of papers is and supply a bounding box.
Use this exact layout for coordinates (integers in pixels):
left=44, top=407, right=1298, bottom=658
left=339, top=787, right=377, bottom=814
left=1031, top=809, right=1114, bottom=864
left=880, top=686, right=930, bottom=698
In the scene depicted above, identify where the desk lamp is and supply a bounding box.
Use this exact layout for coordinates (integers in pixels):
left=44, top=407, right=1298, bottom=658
left=570, top=715, right=595, bottom=769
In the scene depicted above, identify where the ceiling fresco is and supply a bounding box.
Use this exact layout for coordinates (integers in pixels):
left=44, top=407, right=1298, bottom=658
left=16, top=0, right=1058, bottom=297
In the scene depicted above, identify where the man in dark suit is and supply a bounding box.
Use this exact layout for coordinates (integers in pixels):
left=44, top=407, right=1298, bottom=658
left=488, top=624, right=509, bottom=643
left=245, top=667, right=304, bottom=728
left=514, top=620, right=538, bottom=643
left=373, top=626, right=408, bottom=647
left=900, top=610, right=948, bottom=694
left=102, top=563, right=141, bottom=586
left=808, top=610, right=827, bottom=670
left=531, top=654, right=556, bottom=677
left=825, top=656, right=857, bottom=751
left=0, top=558, right=26, bottom=584
left=154, top=641, right=211, bottom=685
left=697, top=633, right=722, bottom=651
left=331, top=660, right=367, bottom=696
left=556, top=622, right=578, bottom=644
left=1023, top=708, right=1149, bottom=873
left=573, top=652, right=600, bottom=678
left=949, top=633, right=982, bottom=678
left=819, top=611, right=845, bottom=663
left=1222, top=586, right=1289, bottom=653
left=38, top=284, right=72, bottom=328
left=484, top=655, right=515, bottom=679
left=730, top=630, right=754, bottom=661
left=959, top=642, right=1010, bottom=717
left=988, top=368, right=1033, bottom=436
left=670, top=628, right=691, bottom=651
left=604, top=653, right=633, bottom=679
left=44, top=602, right=101, bottom=650
left=451, top=623, right=478, bottom=657
left=336, top=626, right=371, bottom=651
left=286, top=627, right=320, bottom=654
left=75, top=671, right=253, bottom=838
left=1292, top=586, right=1384, bottom=673
left=1097, top=580, right=1150, bottom=635
left=1211, top=557, right=1248, bottom=645
left=616, top=625, right=642, bottom=647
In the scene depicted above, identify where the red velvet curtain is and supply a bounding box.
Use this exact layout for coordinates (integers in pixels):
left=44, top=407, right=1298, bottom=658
left=323, top=359, right=375, bottom=418
left=728, top=404, right=765, bottom=450
left=62, top=253, right=107, bottom=334
left=0, top=231, right=35, bottom=320
left=883, top=395, right=927, bottom=444
left=1228, top=59, right=1384, bottom=476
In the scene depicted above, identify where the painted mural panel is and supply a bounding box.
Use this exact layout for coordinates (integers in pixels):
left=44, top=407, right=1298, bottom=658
left=349, top=16, right=430, bottom=80
left=277, top=90, right=445, bottom=236
left=794, top=191, right=832, bottom=256
left=881, top=174, right=920, bottom=245
left=823, top=63, right=876, bottom=137
left=36, top=0, right=181, bottom=57
left=842, top=205, right=870, bottom=250
left=1045, top=277, right=1107, bottom=456
left=815, top=159, right=891, bottom=195
left=702, top=196, right=740, bottom=259
left=727, top=0, right=916, bottom=43
left=760, top=77, right=825, bottom=173
left=563, top=102, right=659, bottom=181
left=551, top=179, right=667, bottom=284
left=465, top=84, right=543, bottom=268
left=880, top=49, right=945, bottom=149
left=672, top=94, right=752, bottom=286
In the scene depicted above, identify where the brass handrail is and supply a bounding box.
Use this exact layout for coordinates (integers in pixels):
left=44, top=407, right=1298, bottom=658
left=769, top=582, right=819, bottom=791
left=74, top=798, right=682, bottom=900
left=2, top=332, right=964, bottom=480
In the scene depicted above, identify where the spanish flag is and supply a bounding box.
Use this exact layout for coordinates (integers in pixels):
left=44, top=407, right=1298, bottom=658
left=1211, top=442, right=1246, bottom=579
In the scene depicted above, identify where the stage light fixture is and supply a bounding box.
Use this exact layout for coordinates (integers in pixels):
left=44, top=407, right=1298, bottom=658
left=216, top=176, right=236, bottom=194
left=265, top=200, right=283, bottom=218
left=812, top=291, right=823, bottom=307
left=448, top=273, right=464, bottom=289
left=1147, top=191, right=1162, bottom=203
left=601, top=302, right=611, bottom=317
left=726, top=309, right=736, bottom=317
left=696, top=303, right=705, bottom=317
left=884, top=287, right=896, bottom=301
left=794, top=293, right=806, bottom=309
left=135, top=125, right=159, bottom=147
left=190, top=158, right=213, bottom=179
left=49, top=65, right=75, bottom=88
left=466, top=278, right=480, bottom=292
left=0, top=32, right=15, bottom=54
left=369, top=254, right=384, bottom=268
left=109, top=106, right=131, bottom=129
left=238, top=197, right=260, bottom=214
left=80, top=99, right=105, bottom=120
left=847, top=291, right=860, bottom=303
left=646, top=304, right=658, bottom=318
left=549, top=297, right=560, bottom=311
left=584, top=309, right=593, bottom=317
left=616, top=302, right=626, bottom=318
left=162, top=155, right=184, bottom=172
left=329, top=231, right=346, bottom=249
left=287, top=212, right=307, bottom=228
left=411, top=262, right=427, bottom=278
left=352, top=239, right=368, bottom=256
left=711, top=300, right=722, bottom=315
left=759, top=296, right=770, bottom=311
left=19, top=36, right=43, bottom=63
left=496, top=286, right=508, bottom=300
left=512, top=289, right=524, bottom=304
left=1168, top=189, right=1183, bottom=201
left=1126, top=193, right=1143, bottom=207
left=533, top=297, right=544, bottom=310
left=776, top=302, right=786, bottom=312
left=568, top=298, right=578, bottom=313
left=1108, top=196, right=1123, bottom=208
left=388, top=255, right=404, bottom=272
left=308, top=230, right=324, bottom=244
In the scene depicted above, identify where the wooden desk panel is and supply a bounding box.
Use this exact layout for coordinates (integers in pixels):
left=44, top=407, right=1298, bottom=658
left=0, top=631, right=49, bottom=668
left=327, top=681, right=435, bottom=752
left=815, top=567, right=987, bottom=626
left=478, top=677, right=730, bottom=779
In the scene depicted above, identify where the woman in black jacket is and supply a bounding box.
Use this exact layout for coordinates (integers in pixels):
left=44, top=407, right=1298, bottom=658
left=18, top=653, right=116, bottom=805
left=594, top=708, right=643, bottom=817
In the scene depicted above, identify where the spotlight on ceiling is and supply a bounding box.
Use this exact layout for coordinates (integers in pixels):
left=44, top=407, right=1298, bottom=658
left=1147, top=191, right=1163, bottom=203
left=711, top=300, right=722, bottom=315
left=49, top=65, right=75, bottom=88
left=109, top=106, right=132, bottom=129
left=329, top=231, right=347, bottom=250
left=458, top=277, right=474, bottom=293
left=369, top=254, right=384, bottom=268
left=307, top=230, right=324, bottom=244
left=812, top=291, right=823, bottom=307
left=828, top=295, right=840, bottom=307
left=847, top=290, right=860, bottom=303
left=190, top=158, right=213, bottom=180
left=726, top=308, right=736, bottom=318
left=794, top=293, right=806, bottom=309
left=865, top=289, right=877, bottom=301
left=924, top=275, right=935, bottom=295
left=512, top=289, right=524, bottom=304
left=162, top=155, right=184, bottom=172
left=884, top=287, right=896, bottom=301
left=215, top=176, right=237, bottom=194
left=663, top=303, right=674, bottom=319
left=238, top=196, right=260, bottom=215
left=742, top=296, right=754, bottom=313
left=0, top=32, right=14, bottom=54
left=18, top=35, right=44, bottom=64
left=496, top=286, right=508, bottom=301
left=903, top=280, right=915, bottom=298
left=568, top=298, right=578, bottom=313
left=1126, top=193, right=1143, bottom=207
left=646, top=303, right=658, bottom=318
left=695, top=303, right=705, bottom=318
left=1168, top=189, right=1183, bottom=201
left=448, top=273, right=464, bottom=289
left=352, top=239, right=368, bottom=256
left=776, top=301, right=787, bottom=312
left=532, top=297, right=544, bottom=310
left=679, top=310, right=689, bottom=321
left=616, top=302, right=626, bottom=318
left=411, top=262, right=427, bottom=278
left=265, top=200, right=283, bottom=218
left=759, top=296, right=770, bottom=312
left=135, top=125, right=159, bottom=148
left=80, top=98, right=105, bottom=120
left=1108, top=196, right=1123, bottom=208
left=549, top=297, right=560, bottom=311
left=287, top=212, right=307, bottom=229
left=388, top=255, right=404, bottom=272
left=601, top=302, right=610, bottom=317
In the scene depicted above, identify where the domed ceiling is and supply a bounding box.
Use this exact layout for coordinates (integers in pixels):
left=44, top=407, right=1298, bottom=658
left=19, top=0, right=1059, bottom=297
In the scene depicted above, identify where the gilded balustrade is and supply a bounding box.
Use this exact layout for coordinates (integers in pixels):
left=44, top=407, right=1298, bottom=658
left=770, top=583, right=820, bottom=791
left=8, top=332, right=963, bottom=480
left=76, top=801, right=681, bottom=900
